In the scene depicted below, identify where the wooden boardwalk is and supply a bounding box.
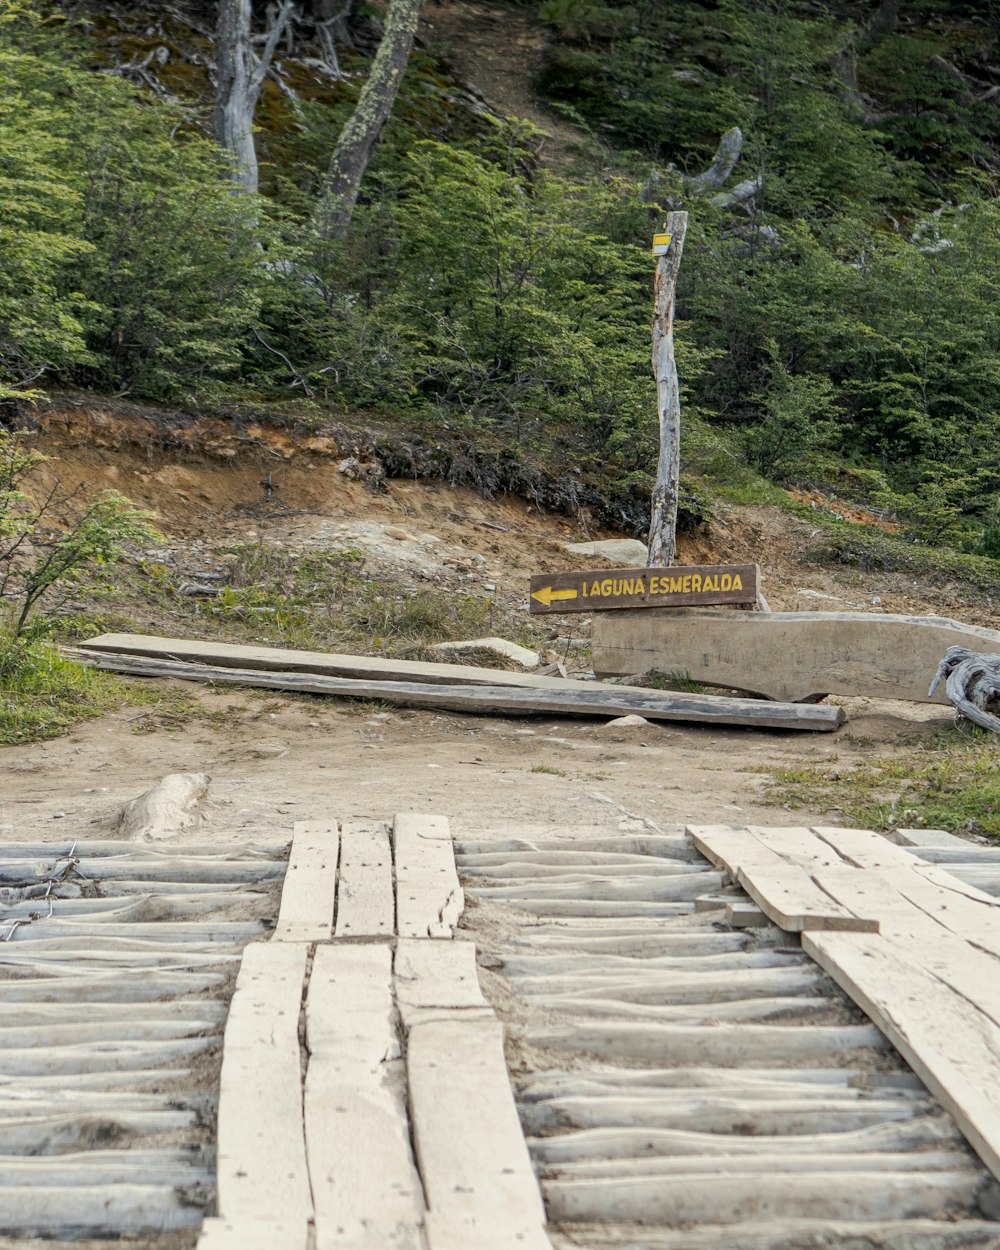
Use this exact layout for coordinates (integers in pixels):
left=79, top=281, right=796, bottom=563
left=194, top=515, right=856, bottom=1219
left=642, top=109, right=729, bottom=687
left=202, top=815, right=551, bottom=1250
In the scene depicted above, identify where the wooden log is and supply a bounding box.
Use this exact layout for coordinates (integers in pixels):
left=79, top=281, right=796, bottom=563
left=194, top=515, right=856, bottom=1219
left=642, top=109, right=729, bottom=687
left=528, top=1116, right=964, bottom=1163
left=304, top=945, right=424, bottom=1250
left=0, top=1183, right=203, bottom=1236
left=456, top=837, right=697, bottom=859
left=544, top=1170, right=981, bottom=1226
left=0, top=1039, right=213, bottom=1077
left=115, top=773, right=211, bottom=842
left=81, top=631, right=602, bottom=693
left=215, top=942, right=312, bottom=1230
left=469, top=873, right=722, bottom=902
left=0, top=1109, right=196, bottom=1153
left=5, top=920, right=266, bottom=944
left=565, top=1220, right=1000, bottom=1250
left=407, top=1017, right=551, bottom=1250
left=394, top=813, right=463, bottom=940
left=335, top=823, right=394, bottom=938
left=534, top=995, right=834, bottom=1025
left=804, top=928, right=1000, bottom=1184
left=0, top=1149, right=211, bottom=1186
left=74, top=648, right=846, bottom=732
left=546, top=1149, right=975, bottom=1180
left=591, top=608, right=1000, bottom=703
left=522, top=1094, right=927, bottom=1136
left=0, top=972, right=227, bottom=1003
left=527, top=1022, right=887, bottom=1065
left=512, top=965, right=824, bottom=1003
left=0, top=1018, right=220, bottom=1046
left=0, top=859, right=286, bottom=885
left=274, top=820, right=338, bottom=942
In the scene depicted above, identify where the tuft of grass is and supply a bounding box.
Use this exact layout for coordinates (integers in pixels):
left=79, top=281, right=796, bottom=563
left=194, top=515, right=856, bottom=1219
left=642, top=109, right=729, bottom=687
left=0, top=636, right=170, bottom=744
left=766, top=732, right=1000, bottom=837
left=531, top=764, right=567, bottom=776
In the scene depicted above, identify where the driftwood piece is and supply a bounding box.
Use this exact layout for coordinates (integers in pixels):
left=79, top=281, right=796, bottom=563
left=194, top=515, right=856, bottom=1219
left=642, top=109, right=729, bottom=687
left=929, top=646, right=1000, bottom=732
left=72, top=648, right=845, bottom=732
left=115, top=774, right=211, bottom=842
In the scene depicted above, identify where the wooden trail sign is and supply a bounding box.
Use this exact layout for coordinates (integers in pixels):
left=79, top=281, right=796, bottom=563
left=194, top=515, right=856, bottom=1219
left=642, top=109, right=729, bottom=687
left=528, top=563, right=758, bottom=615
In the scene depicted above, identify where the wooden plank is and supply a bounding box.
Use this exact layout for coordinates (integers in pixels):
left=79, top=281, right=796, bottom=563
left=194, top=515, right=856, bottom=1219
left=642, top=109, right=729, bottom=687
left=813, top=865, right=1000, bottom=1029
left=896, top=827, right=973, bottom=849
left=198, top=1218, right=308, bottom=1250
left=74, top=649, right=845, bottom=732
left=81, top=631, right=606, bottom=693
left=804, top=928, right=1000, bottom=1184
left=528, top=564, right=758, bottom=615
left=407, top=1017, right=551, bottom=1250
left=394, top=938, right=490, bottom=1029
left=334, top=823, right=394, bottom=938
left=688, top=826, right=878, bottom=933
left=215, top=942, right=311, bottom=1231
left=305, top=945, right=424, bottom=1250
left=274, top=821, right=338, bottom=942
left=394, top=814, right=463, bottom=940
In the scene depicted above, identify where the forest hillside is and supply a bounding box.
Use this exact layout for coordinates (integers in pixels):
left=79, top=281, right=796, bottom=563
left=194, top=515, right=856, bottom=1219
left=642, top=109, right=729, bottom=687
left=3, top=0, right=1000, bottom=553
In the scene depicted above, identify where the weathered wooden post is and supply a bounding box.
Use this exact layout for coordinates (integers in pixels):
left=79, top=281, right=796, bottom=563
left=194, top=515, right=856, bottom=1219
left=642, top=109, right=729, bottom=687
left=647, top=210, right=688, bottom=568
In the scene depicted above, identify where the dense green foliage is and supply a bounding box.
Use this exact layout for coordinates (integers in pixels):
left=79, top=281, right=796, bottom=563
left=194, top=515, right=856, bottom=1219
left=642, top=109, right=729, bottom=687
left=3, top=0, right=999, bottom=547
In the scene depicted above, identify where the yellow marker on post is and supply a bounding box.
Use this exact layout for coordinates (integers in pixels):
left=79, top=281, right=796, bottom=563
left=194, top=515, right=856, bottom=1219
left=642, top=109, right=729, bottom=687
left=530, top=586, right=579, bottom=609
left=652, top=232, right=673, bottom=257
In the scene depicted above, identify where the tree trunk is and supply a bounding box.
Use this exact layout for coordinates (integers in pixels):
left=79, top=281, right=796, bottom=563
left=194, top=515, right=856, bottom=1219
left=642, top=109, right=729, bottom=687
left=647, top=212, right=688, bottom=569
left=315, top=0, right=424, bottom=240
left=214, top=0, right=294, bottom=193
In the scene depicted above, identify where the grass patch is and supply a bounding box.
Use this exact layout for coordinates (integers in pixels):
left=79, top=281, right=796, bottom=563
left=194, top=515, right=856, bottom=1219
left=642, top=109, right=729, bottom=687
left=809, top=527, right=1000, bottom=600
left=766, top=732, right=1000, bottom=837
left=0, top=635, right=196, bottom=745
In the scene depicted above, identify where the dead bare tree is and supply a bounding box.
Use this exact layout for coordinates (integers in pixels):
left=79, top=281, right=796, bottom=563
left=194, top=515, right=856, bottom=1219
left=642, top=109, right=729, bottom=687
left=646, top=211, right=688, bottom=569
left=213, top=0, right=296, bottom=193
left=314, top=0, right=424, bottom=241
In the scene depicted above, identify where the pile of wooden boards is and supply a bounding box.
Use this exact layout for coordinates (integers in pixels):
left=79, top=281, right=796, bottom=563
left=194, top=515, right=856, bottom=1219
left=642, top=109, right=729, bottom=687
left=690, top=823, right=1000, bottom=1185
left=72, top=633, right=845, bottom=732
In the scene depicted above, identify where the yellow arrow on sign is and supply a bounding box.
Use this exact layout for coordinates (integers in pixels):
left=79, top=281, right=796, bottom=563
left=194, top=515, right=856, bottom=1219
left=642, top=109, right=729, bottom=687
left=531, top=585, right=579, bottom=608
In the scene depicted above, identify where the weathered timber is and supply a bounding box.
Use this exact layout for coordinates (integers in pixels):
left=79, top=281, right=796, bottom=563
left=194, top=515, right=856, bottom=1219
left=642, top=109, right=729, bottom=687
left=408, top=1017, right=552, bottom=1250
left=214, top=943, right=311, bottom=1233
left=335, top=823, right=394, bottom=938
left=592, top=609, right=1000, bottom=703
left=73, top=648, right=845, bottom=731
left=804, top=929, right=1000, bottom=1185
left=529, top=563, right=757, bottom=615
left=81, top=632, right=604, bottom=692
left=648, top=211, right=688, bottom=568
left=305, top=945, right=424, bottom=1250
left=393, top=813, right=463, bottom=939
left=274, top=821, right=338, bottom=942
left=687, top=826, right=879, bottom=932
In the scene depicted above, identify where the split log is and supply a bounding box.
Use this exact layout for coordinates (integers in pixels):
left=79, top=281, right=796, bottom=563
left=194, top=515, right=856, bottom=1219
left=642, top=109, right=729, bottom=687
left=0, top=1183, right=203, bottom=1236
left=526, top=1022, right=888, bottom=1065
left=544, top=1170, right=981, bottom=1226
left=528, top=1116, right=962, bottom=1164
left=73, top=649, right=845, bottom=732
left=115, top=774, right=211, bottom=842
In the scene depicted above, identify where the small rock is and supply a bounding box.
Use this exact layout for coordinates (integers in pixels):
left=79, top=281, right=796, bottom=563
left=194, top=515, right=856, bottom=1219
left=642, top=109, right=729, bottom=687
left=602, top=714, right=651, bottom=729
left=337, top=457, right=361, bottom=479
left=179, top=582, right=221, bottom=597
left=871, top=596, right=882, bottom=605
left=419, top=534, right=441, bottom=546
left=384, top=526, right=416, bottom=542
left=251, top=744, right=288, bottom=759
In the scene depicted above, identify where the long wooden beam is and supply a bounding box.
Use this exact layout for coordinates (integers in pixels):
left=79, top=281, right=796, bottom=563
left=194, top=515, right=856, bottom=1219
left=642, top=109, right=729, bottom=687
left=72, top=649, right=844, bottom=731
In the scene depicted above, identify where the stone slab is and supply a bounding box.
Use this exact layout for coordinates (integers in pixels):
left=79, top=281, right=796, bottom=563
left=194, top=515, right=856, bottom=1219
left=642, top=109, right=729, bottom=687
left=592, top=610, right=1000, bottom=703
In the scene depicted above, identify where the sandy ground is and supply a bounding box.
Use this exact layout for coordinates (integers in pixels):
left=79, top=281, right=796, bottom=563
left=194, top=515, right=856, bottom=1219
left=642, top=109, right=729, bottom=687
left=1, top=680, right=957, bottom=851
